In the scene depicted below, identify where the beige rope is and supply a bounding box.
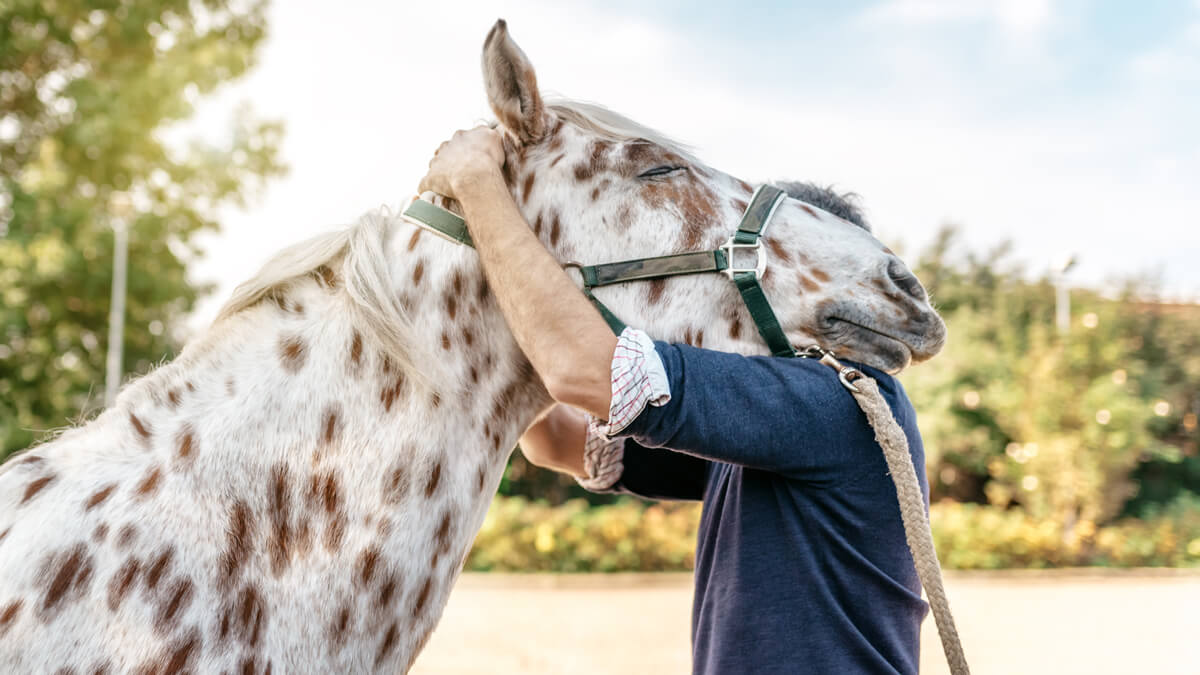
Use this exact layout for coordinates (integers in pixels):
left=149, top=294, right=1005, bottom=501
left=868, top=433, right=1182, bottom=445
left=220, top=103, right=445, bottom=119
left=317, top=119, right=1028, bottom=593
left=849, top=376, right=970, bottom=675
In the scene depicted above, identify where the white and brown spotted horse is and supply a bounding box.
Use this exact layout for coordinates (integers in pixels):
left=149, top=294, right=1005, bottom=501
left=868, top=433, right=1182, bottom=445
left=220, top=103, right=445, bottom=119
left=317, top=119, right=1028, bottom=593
left=0, top=20, right=945, bottom=674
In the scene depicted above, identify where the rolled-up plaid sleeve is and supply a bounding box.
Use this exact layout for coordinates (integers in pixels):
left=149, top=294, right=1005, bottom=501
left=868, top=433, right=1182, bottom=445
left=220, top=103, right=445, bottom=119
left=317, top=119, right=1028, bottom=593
left=576, top=328, right=711, bottom=500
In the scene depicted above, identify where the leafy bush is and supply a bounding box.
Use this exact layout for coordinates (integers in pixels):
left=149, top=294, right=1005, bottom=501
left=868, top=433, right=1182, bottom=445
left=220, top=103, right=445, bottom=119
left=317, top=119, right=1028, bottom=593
left=465, top=496, right=1200, bottom=572
left=466, top=497, right=700, bottom=572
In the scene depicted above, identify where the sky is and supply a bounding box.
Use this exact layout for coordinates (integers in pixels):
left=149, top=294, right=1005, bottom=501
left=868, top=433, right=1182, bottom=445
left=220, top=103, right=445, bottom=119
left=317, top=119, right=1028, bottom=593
left=183, top=0, right=1200, bottom=326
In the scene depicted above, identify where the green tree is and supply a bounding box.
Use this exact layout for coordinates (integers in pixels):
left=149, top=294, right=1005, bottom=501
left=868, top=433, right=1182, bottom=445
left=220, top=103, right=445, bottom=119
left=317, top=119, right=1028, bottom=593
left=903, top=226, right=1200, bottom=530
left=0, top=0, right=284, bottom=461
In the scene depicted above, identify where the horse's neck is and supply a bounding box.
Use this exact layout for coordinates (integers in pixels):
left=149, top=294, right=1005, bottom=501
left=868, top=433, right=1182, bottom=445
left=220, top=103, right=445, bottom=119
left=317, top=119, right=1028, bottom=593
left=78, top=247, right=544, bottom=653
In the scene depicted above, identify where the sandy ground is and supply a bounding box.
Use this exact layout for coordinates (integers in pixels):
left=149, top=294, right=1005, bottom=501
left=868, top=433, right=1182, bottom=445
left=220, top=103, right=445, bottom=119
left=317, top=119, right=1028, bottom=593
left=411, top=570, right=1200, bottom=675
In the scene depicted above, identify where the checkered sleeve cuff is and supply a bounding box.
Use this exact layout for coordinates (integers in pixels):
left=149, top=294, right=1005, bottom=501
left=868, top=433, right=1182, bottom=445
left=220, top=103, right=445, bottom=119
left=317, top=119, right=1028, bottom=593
left=576, top=328, right=671, bottom=491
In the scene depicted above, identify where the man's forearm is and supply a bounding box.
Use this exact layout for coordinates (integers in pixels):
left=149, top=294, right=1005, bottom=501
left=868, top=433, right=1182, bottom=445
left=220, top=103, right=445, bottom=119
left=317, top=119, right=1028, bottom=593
left=454, top=170, right=617, bottom=419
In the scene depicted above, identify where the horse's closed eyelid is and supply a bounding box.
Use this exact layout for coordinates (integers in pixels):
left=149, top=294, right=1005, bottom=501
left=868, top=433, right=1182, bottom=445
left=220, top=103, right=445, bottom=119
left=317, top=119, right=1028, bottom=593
left=637, top=165, right=685, bottom=179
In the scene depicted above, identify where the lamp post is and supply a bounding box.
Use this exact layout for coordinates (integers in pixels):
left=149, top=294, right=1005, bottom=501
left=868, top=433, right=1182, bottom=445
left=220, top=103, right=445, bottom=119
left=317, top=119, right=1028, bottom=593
left=1054, top=254, right=1078, bottom=335
left=104, top=195, right=131, bottom=407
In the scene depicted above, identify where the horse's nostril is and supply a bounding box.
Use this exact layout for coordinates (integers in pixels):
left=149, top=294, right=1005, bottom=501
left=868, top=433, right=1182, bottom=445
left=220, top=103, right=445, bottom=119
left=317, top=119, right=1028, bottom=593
left=888, top=259, right=926, bottom=302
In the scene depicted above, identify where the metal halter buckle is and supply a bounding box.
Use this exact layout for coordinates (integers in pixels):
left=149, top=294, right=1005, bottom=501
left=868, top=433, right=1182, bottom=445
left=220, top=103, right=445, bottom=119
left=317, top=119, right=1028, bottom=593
left=796, top=345, right=863, bottom=393
left=720, top=237, right=767, bottom=280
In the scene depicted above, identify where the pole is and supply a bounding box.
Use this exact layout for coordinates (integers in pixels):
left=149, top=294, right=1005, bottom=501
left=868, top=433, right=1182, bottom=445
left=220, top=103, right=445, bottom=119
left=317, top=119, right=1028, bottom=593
left=1055, top=277, right=1069, bottom=335
left=105, top=221, right=128, bottom=407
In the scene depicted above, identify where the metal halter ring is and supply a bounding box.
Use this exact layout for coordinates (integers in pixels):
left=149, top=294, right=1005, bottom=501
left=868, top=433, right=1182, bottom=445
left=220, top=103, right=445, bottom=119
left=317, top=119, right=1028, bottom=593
left=719, top=237, right=767, bottom=280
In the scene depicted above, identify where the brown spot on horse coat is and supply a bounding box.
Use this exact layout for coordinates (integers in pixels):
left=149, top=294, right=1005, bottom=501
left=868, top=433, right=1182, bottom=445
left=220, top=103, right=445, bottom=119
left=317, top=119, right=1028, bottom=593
left=441, top=332, right=451, bottom=351
left=108, top=558, right=140, bottom=611
left=384, top=464, right=409, bottom=504
left=412, top=576, right=435, bottom=617
left=144, top=546, right=173, bottom=592
left=318, top=473, right=340, bottom=514
left=406, top=229, right=422, bottom=251
left=381, top=374, right=406, bottom=412
left=766, top=238, right=792, bottom=264
left=549, top=213, right=562, bottom=246
left=176, top=427, right=196, bottom=460
left=235, top=585, right=267, bottom=646
left=220, top=501, right=254, bottom=587
left=93, top=523, right=109, bottom=543
left=424, top=461, right=442, bottom=498
left=412, top=261, right=425, bottom=286
left=646, top=279, right=667, bottom=306
left=349, top=331, right=363, bottom=373
left=798, top=274, right=821, bottom=293
left=315, top=263, right=339, bottom=287
left=322, top=405, right=341, bottom=447
left=134, top=466, right=162, bottom=498
left=376, top=621, right=400, bottom=665
left=130, top=413, right=152, bottom=444
left=521, top=172, right=536, bottom=203
left=268, top=466, right=293, bottom=575
left=116, top=524, right=137, bottom=550
left=167, top=389, right=181, bottom=408
left=40, top=543, right=93, bottom=614
left=0, top=600, right=22, bottom=637
left=158, top=629, right=200, bottom=674
left=324, top=512, right=347, bottom=553
left=434, top=510, right=454, bottom=555
left=330, top=605, right=352, bottom=646
left=357, top=547, right=381, bottom=586
left=278, top=336, right=307, bottom=373
left=21, top=474, right=56, bottom=505
left=155, top=578, right=194, bottom=632
left=810, top=267, right=831, bottom=282
left=376, top=573, right=399, bottom=609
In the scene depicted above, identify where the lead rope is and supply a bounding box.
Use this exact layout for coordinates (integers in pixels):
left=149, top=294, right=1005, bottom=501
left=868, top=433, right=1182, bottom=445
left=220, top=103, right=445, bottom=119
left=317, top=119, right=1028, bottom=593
left=813, top=352, right=970, bottom=675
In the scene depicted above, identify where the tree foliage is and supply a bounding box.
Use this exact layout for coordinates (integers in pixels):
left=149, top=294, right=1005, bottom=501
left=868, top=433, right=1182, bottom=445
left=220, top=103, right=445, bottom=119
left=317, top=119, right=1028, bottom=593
left=902, top=226, right=1200, bottom=527
left=0, top=0, right=284, bottom=461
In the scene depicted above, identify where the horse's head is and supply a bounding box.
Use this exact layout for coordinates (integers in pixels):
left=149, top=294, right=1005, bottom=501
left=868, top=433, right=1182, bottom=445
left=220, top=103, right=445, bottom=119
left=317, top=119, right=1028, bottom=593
left=480, top=20, right=946, bottom=373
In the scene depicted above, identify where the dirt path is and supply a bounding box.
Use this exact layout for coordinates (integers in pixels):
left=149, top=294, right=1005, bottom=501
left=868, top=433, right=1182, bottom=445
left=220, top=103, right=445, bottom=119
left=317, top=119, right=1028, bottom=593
left=411, top=570, right=1200, bottom=674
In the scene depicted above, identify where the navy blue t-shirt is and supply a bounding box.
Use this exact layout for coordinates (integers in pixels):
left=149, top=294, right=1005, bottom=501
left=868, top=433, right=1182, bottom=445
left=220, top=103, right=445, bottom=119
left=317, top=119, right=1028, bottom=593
left=608, top=342, right=929, bottom=674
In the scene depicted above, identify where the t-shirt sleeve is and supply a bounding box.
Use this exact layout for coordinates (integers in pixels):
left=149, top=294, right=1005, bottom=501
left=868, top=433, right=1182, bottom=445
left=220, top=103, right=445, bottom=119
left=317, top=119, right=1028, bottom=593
left=621, top=341, right=897, bottom=483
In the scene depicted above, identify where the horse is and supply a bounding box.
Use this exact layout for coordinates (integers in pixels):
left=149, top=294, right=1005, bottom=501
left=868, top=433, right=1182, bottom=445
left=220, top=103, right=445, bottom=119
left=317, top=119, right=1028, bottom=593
left=0, top=19, right=945, bottom=673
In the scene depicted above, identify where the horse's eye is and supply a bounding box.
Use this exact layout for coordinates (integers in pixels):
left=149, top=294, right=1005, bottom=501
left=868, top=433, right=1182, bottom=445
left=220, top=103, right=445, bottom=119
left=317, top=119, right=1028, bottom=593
left=638, top=165, right=684, bottom=179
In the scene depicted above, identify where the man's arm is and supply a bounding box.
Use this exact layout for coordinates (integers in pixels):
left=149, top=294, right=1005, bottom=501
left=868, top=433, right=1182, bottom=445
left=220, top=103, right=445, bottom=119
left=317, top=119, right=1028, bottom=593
left=518, top=405, right=588, bottom=478
left=418, top=127, right=615, bottom=420
left=520, top=405, right=710, bottom=501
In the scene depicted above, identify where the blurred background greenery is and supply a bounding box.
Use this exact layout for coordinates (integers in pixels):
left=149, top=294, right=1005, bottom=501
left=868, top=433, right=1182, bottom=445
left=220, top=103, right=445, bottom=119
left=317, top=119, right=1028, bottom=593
left=2, top=2, right=1197, bottom=570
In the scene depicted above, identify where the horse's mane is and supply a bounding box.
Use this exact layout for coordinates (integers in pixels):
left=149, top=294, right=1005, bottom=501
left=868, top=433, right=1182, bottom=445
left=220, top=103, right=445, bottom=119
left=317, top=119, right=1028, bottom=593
left=545, top=98, right=701, bottom=164
left=215, top=207, right=431, bottom=385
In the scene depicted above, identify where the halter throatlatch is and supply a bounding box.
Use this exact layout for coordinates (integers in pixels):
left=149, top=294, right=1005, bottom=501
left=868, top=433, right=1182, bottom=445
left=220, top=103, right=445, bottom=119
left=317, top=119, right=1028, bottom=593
left=401, top=186, right=970, bottom=675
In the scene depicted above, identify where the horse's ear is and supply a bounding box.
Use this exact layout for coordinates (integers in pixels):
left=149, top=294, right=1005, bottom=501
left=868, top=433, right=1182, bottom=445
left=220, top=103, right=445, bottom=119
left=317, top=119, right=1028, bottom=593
left=482, top=19, right=548, bottom=144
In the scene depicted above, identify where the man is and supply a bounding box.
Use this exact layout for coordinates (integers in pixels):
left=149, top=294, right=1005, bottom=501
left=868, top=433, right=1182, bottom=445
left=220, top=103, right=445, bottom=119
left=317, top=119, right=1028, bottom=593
left=419, top=127, right=929, bottom=674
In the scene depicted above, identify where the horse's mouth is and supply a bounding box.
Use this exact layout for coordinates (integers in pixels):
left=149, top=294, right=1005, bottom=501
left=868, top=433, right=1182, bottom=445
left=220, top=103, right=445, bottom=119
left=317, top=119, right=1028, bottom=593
left=827, top=318, right=911, bottom=368
left=822, top=313, right=944, bottom=372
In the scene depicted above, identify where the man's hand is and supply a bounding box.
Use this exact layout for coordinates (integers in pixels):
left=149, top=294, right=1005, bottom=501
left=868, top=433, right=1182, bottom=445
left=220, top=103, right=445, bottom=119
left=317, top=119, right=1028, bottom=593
left=417, top=127, right=619, bottom=421
left=418, top=125, right=505, bottom=199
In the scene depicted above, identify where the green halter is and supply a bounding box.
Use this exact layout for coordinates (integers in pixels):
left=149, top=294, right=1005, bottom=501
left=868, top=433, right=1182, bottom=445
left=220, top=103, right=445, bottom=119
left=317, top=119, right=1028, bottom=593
left=402, top=184, right=796, bottom=358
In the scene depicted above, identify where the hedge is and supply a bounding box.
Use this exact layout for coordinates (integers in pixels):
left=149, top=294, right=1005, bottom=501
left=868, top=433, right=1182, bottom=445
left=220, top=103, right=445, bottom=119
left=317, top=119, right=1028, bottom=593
left=464, top=496, right=1200, bottom=572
